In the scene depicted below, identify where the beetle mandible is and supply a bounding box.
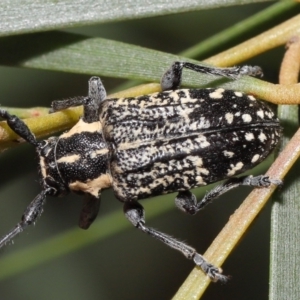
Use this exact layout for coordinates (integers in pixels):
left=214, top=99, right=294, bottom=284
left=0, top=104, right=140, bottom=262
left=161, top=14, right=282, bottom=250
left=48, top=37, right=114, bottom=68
left=0, top=62, right=282, bottom=281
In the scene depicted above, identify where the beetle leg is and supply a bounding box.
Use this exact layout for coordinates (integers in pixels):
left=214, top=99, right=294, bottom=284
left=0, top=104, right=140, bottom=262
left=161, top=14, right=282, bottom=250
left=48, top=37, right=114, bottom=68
left=50, top=96, right=88, bottom=112
left=79, top=194, right=101, bottom=229
left=176, top=175, right=282, bottom=215
left=124, top=201, right=228, bottom=282
left=160, top=61, right=263, bottom=91
left=0, top=189, right=52, bottom=249
left=175, top=190, right=198, bottom=215
left=50, top=76, right=106, bottom=123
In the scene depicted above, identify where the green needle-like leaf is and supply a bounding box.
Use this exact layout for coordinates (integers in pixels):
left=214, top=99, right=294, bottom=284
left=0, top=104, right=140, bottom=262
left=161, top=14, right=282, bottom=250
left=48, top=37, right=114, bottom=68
left=0, top=0, right=272, bottom=36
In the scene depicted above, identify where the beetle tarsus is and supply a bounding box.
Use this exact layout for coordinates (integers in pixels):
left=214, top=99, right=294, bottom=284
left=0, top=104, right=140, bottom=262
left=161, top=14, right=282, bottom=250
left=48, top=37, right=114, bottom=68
left=193, top=253, right=229, bottom=282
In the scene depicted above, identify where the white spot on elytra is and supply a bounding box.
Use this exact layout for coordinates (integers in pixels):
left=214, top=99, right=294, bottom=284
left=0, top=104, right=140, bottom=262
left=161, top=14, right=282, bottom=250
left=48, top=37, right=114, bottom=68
left=245, top=132, right=254, bottom=141
left=227, top=162, right=244, bottom=176
left=265, top=111, right=274, bottom=119
left=195, top=136, right=210, bottom=148
left=223, top=150, right=234, bottom=158
left=234, top=92, right=243, bottom=97
left=209, top=88, right=225, bottom=99
left=242, top=114, right=252, bottom=123
left=258, top=132, right=267, bottom=142
left=225, top=113, right=234, bottom=124
left=248, top=95, right=256, bottom=101
left=251, top=154, right=260, bottom=163
left=256, top=110, right=264, bottom=119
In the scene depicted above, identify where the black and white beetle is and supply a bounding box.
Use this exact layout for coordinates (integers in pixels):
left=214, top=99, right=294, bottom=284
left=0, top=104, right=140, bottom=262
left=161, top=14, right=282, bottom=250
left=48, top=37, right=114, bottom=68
left=0, top=62, right=281, bottom=282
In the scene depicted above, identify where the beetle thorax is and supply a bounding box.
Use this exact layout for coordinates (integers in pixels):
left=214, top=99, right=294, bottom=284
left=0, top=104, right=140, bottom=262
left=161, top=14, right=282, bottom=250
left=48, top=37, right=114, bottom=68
left=37, top=119, right=112, bottom=198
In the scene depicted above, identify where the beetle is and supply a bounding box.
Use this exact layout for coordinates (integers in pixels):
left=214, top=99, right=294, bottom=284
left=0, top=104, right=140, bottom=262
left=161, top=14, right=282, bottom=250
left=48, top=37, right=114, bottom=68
left=0, top=62, right=281, bottom=281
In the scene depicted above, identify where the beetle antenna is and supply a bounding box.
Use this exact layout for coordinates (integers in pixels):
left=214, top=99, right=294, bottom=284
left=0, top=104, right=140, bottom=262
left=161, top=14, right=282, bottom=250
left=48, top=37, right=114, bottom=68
left=0, top=188, right=51, bottom=249
left=0, top=109, right=39, bottom=147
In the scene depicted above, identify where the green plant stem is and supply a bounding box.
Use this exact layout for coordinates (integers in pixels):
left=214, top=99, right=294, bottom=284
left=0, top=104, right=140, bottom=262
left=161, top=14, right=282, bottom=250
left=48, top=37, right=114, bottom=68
left=181, top=1, right=298, bottom=59
left=206, top=13, right=300, bottom=66
left=0, top=107, right=49, bottom=119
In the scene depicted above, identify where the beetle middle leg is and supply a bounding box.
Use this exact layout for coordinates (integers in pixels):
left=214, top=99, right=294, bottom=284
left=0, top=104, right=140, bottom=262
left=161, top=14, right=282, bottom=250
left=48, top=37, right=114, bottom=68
left=124, top=201, right=228, bottom=282
left=161, top=61, right=263, bottom=91
left=175, top=175, right=282, bottom=215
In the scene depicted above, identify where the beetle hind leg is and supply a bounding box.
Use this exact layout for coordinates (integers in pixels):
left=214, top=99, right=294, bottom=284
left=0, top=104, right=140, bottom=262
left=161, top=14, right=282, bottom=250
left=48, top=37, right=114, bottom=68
left=160, top=61, right=263, bottom=91
left=175, top=190, right=198, bottom=215
left=124, top=201, right=228, bottom=282
left=175, top=175, right=282, bottom=215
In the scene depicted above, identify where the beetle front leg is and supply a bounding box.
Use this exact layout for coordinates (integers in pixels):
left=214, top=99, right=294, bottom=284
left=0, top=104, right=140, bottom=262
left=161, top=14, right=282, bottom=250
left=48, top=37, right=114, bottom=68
left=161, top=61, right=263, bottom=91
left=50, top=76, right=107, bottom=123
left=175, top=175, right=282, bottom=215
left=124, top=201, right=228, bottom=282
left=78, top=194, right=101, bottom=229
left=0, top=189, right=51, bottom=249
